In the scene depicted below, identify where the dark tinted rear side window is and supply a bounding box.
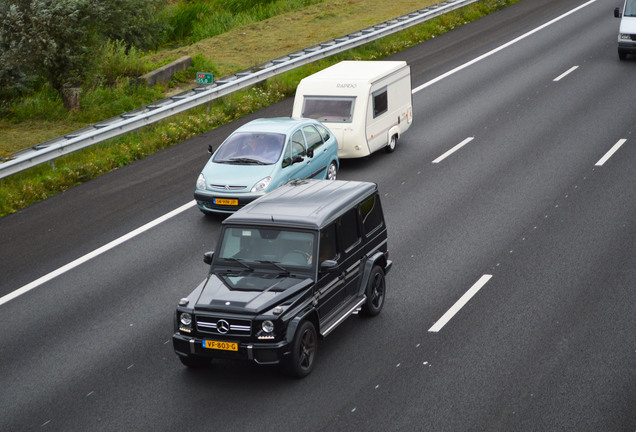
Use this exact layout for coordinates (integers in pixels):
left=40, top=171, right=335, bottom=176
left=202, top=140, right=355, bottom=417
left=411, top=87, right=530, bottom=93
left=360, top=194, right=383, bottom=235
left=338, top=208, right=360, bottom=252
left=319, top=224, right=338, bottom=263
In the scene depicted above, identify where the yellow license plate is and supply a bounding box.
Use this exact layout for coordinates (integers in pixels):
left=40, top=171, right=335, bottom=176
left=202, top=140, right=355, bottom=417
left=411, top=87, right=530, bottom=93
left=203, top=340, right=238, bottom=351
left=214, top=198, right=238, bottom=206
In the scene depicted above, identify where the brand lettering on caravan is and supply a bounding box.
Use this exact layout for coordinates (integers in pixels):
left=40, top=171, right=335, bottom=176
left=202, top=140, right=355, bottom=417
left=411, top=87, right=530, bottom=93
left=337, top=83, right=357, bottom=88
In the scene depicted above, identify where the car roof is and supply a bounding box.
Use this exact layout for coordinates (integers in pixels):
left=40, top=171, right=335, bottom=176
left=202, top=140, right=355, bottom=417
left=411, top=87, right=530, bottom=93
left=224, top=179, right=378, bottom=229
left=235, top=117, right=316, bottom=135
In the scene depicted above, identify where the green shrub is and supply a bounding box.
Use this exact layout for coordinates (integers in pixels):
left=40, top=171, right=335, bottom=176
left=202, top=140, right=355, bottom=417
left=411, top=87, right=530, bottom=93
left=97, top=40, right=150, bottom=86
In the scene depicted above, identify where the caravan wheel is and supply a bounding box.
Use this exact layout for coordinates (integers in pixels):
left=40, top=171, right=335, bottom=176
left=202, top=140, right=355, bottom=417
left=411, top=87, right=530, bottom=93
left=385, top=135, right=397, bottom=153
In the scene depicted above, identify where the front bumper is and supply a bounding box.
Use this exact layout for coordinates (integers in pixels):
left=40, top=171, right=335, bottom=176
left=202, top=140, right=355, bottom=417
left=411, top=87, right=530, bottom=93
left=618, top=41, right=636, bottom=54
left=194, top=190, right=262, bottom=214
left=173, top=333, right=291, bottom=365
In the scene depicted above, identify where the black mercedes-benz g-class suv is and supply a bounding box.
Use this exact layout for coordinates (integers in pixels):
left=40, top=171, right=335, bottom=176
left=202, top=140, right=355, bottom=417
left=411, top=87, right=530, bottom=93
left=172, top=179, right=391, bottom=377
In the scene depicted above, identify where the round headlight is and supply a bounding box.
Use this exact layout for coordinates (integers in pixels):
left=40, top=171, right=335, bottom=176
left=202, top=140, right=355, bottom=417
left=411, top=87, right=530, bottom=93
left=196, top=173, right=206, bottom=190
left=251, top=176, right=272, bottom=193
left=180, top=312, right=192, bottom=326
left=261, top=320, right=274, bottom=333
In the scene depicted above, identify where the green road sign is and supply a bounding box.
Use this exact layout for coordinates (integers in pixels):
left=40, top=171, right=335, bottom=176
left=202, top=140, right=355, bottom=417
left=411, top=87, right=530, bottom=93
left=196, top=72, right=213, bottom=85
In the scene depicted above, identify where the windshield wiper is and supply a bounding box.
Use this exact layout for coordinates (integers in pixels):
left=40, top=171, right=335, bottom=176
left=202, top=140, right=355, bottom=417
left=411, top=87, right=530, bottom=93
left=229, top=157, right=266, bottom=165
left=256, top=260, right=291, bottom=276
left=221, top=257, right=254, bottom=271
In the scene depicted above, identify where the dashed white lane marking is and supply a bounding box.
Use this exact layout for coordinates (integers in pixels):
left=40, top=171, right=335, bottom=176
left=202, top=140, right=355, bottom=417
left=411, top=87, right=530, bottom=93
left=596, top=139, right=626, bottom=167
left=432, top=137, right=474, bottom=163
left=553, top=65, right=579, bottom=82
left=429, top=274, right=493, bottom=332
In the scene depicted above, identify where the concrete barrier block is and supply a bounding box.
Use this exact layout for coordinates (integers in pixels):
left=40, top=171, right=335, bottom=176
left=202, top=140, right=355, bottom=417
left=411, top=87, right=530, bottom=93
left=139, top=56, right=193, bottom=87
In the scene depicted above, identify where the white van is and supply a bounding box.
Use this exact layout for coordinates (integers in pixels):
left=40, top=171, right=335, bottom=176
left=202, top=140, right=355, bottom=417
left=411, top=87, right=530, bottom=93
left=615, top=0, right=636, bottom=60
left=292, top=61, right=412, bottom=159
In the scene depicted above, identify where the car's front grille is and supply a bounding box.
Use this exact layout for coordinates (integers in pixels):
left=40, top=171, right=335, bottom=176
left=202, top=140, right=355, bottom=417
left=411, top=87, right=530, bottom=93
left=209, top=184, right=247, bottom=191
left=196, top=316, right=252, bottom=337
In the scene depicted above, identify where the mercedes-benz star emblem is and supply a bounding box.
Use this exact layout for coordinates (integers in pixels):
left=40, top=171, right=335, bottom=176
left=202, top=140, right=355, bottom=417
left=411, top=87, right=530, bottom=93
left=216, top=319, right=230, bottom=334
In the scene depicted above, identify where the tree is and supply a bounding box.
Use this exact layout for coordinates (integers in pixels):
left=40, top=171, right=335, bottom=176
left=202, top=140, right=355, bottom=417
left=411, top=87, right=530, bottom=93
left=0, top=0, right=164, bottom=108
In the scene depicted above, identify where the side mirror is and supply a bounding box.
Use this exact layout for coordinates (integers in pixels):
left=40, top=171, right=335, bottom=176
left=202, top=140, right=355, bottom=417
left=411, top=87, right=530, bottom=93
left=207, top=145, right=213, bottom=154
left=307, top=148, right=314, bottom=158
left=319, top=259, right=338, bottom=273
left=615, top=7, right=621, bottom=18
left=203, top=251, right=215, bottom=265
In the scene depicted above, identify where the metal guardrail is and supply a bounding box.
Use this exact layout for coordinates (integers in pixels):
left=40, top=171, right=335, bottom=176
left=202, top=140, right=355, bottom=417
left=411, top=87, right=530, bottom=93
left=0, top=0, right=479, bottom=179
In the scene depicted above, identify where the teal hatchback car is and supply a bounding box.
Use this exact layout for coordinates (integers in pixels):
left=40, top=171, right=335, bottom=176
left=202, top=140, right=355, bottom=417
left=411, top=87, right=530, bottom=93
left=194, top=117, right=339, bottom=215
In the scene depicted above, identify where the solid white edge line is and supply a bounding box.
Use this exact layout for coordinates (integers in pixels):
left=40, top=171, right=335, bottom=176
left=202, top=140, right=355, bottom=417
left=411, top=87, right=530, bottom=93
left=432, top=137, right=474, bottom=163
left=428, top=274, right=493, bottom=332
left=412, top=0, right=598, bottom=94
left=0, top=200, right=197, bottom=307
left=553, top=65, right=579, bottom=82
left=595, top=139, right=627, bottom=166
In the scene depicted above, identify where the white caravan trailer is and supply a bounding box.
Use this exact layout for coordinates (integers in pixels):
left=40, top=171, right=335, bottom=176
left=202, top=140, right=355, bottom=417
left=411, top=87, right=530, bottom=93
left=292, top=61, right=412, bottom=159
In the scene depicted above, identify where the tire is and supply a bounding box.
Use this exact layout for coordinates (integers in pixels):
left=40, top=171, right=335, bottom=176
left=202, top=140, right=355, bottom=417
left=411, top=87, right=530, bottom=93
left=361, top=266, right=385, bottom=316
left=619, top=50, right=627, bottom=60
left=385, top=135, right=397, bottom=153
left=282, top=320, right=317, bottom=378
left=179, top=355, right=211, bottom=368
left=326, top=161, right=337, bottom=180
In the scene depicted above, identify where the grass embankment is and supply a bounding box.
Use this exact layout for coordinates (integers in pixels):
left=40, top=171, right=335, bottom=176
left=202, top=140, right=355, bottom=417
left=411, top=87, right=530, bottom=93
left=0, top=0, right=520, bottom=217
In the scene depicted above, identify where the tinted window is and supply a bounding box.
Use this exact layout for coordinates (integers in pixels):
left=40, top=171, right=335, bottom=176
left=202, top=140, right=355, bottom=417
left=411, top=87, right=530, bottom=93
left=319, top=224, right=338, bottom=263
left=338, top=208, right=360, bottom=252
left=372, top=88, right=388, bottom=118
left=360, top=195, right=383, bottom=235
left=303, top=125, right=324, bottom=152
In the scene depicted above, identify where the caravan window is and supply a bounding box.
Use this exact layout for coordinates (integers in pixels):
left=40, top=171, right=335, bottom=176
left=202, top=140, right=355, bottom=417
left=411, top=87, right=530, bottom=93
left=372, top=87, right=388, bottom=118
left=302, top=96, right=355, bottom=123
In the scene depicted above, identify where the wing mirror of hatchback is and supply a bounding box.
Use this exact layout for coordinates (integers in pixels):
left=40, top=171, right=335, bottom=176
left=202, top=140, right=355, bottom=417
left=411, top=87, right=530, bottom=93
left=203, top=251, right=215, bottom=265
left=208, top=144, right=213, bottom=154
left=319, top=259, right=338, bottom=273
left=307, top=148, right=314, bottom=158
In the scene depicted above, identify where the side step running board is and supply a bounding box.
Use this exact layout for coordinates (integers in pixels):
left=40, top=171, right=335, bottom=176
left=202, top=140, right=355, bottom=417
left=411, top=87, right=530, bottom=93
left=320, top=296, right=366, bottom=337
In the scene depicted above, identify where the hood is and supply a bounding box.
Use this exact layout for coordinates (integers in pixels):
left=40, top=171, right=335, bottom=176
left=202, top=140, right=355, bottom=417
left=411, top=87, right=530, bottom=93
left=201, top=161, right=275, bottom=189
left=620, top=16, right=636, bottom=34
left=194, top=272, right=312, bottom=314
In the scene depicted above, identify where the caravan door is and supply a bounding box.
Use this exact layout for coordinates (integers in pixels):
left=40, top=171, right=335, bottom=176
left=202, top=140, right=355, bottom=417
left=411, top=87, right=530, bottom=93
left=366, top=86, right=391, bottom=154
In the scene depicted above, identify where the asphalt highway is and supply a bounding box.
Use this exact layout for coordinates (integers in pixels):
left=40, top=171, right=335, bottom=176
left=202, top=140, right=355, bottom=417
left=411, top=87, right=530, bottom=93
left=0, top=0, right=634, bottom=430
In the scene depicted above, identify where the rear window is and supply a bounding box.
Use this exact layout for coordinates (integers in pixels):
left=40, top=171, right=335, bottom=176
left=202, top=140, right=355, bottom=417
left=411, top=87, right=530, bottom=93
left=302, top=96, right=355, bottom=123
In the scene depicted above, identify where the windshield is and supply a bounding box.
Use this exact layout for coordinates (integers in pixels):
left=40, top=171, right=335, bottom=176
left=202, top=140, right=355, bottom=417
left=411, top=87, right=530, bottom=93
left=213, top=132, right=284, bottom=164
left=626, top=0, right=636, bottom=16
left=302, top=96, right=356, bottom=123
left=217, top=227, right=315, bottom=270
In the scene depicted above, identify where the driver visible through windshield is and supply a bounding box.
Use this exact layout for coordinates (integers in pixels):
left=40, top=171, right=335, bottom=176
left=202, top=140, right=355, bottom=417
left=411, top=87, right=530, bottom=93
left=218, top=227, right=315, bottom=269
left=213, top=132, right=284, bottom=164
